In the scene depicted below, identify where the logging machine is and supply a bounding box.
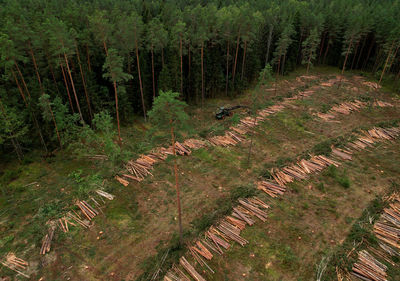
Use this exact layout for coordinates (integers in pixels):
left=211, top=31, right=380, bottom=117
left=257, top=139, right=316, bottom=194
left=215, top=105, right=248, bottom=120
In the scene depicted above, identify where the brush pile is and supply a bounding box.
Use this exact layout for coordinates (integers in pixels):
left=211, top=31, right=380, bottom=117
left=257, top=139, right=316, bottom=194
left=164, top=197, right=270, bottom=280
left=1, top=253, right=29, bottom=278
left=351, top=250, right=388, bottom=281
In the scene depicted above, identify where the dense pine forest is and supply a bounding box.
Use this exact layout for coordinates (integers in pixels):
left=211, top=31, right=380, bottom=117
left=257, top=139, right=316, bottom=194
left=1, top=0, right=400, bottom=160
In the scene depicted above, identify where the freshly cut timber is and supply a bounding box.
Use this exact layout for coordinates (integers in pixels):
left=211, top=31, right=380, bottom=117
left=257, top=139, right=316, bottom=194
left=363, top=81, right=381, bottom=89
left=95, top=189, right=115, bottom=200
left=76, top=200, right=98, bottom=221
left=373, top=100, right=394, bottom=107
left=40, top=225, right=55, bottom=255
left=257, top=180, right=285, bottom=197
left=332, top=147, right=352, bottom=160
left=208, top=133, right=240, bottom=146
left=351, top=250, right=388, bottom=281
left=183, top=138, right=207, bottom=149
left=115, top=175, right=130, bottom=186
left=179, top=256, right=207, bottom=281
left=1, top=253, right=29, bottom=278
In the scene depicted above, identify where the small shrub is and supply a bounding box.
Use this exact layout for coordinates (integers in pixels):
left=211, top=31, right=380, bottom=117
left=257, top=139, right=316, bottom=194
left=230, top=184, right=257, bottom=200
left=317, top=182, right=325, bottom=192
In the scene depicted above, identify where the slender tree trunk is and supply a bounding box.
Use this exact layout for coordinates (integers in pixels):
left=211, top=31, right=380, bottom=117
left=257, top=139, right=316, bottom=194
left=265, top=25, right=273, bottom=65
left=281, top=53, right=286, bottom=75
left=350, top=40, right=360, bottom=70
left=318, top=31, right=326, bottom=64
left=151, top=46, right=156, bottom=100
left=307, top=51, right=312, bottom=74
left=188, top=45, right=191, bottom=101
left=161, top=48, right=165, bottom=67
left=86, top=44, right=91, bottom=72
left=362, top=37, right=375, bottom=70
left=135, top=36, right=147, bottom=121
left=0, top=99, right=23, bottom=161
left=241, top=40, right=247, bottom=80
left=356, top=36, right=367, bottom=69
left=180, top=36, right=183, bottom=96
left=296, top=29, right=304, bottom=65
left=64, top=52, right=84, bottom=123
left=201, top=42, right=205, bottom=108
left=12, top=69, right=48, bottom=153
left=342, top=37, right=353, bottom=74
left=60, top=62, right=74, bottom=113
left=323, top=41, right=330, bottom=64
left=113, top=81, right=122, bottom=144
left=225, top=40, right=230, bottom=96
left=379, top=41, right=395, bottom=84
left=75, top=42, right=93, bottom=121
left=29, top=46, right=62, bottom=148
left=14, top=63, right=30, bottom=99
left=233, top=28, right=241, bottom=82
left=170, top=121, right=183, bottom=244
left=388, top=45, right=399, bottom=73
left=274, top=55, right=281, bottom=95
left=373, top=47, right=383, bottom=73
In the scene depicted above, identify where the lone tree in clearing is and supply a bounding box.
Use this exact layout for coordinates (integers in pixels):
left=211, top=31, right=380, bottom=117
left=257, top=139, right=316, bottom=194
left=148, top=90, right=189, bottom=244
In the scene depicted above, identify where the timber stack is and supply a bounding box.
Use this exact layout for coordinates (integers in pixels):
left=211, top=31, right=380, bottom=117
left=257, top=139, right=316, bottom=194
left=1, top=253, right=29, bottom=278
left=351, top=250, right=388, bottom=281
left=164, top=197, right=270, bottom=280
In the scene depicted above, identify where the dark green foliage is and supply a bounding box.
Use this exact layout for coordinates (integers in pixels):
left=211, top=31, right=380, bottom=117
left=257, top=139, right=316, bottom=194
left=325, top=166, right=351, bottom=188
left=0, top=0, right=399, bottom=159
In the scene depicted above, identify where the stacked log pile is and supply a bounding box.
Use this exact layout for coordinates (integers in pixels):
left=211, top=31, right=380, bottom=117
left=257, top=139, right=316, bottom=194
left=40, top=224, right=55, bottom=255
left=258, top=126, right=400, bottom=197
left=164, top=197, right=270, bottom=280
left=351, top=250, right=388, bottom=281
left=363, top=81, right=381, bottom=89
left=1, top=253, right=29, bottom=278
left=373, top=100, right=394, bottom=107
left=349, top=193, right=400, bottom=280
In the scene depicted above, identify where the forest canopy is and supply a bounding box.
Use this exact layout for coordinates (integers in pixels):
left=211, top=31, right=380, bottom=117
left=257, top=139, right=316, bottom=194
left=0, top=0, right=399, bottom=158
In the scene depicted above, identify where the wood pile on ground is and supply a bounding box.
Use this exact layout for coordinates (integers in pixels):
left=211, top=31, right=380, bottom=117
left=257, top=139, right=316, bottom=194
left=374, top=193, right=400, bottom=251
left=351, top=250, right=388, bottom=281
left=183, top=139, right=208, bottom=150
left=363, top=81, right=381, bottom=89
left=257, top=126, right=400, bottom=195
left=40, top=225, right=55, bottom=255
left=164, top=197, right=270, bottom=280
left=1, top=253, right=29, bottom=278
left=373, top=100, right=394, bottom=107
left=76, top=200, right=98, bottom=221
left=208, top=132, right=243, bottom=146
left=330, top=100, right=366, bottom=115
left=257, top=180, right=286, bottom=197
